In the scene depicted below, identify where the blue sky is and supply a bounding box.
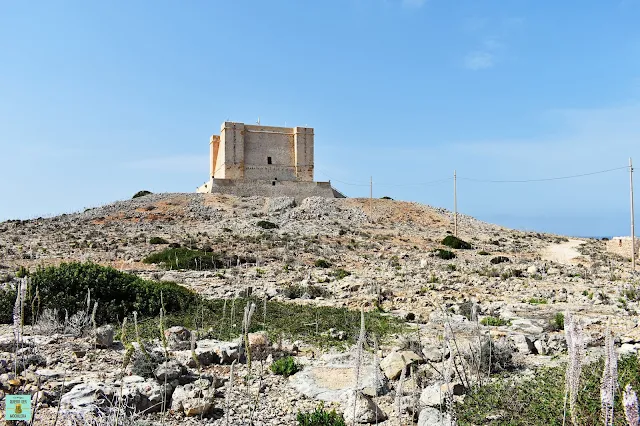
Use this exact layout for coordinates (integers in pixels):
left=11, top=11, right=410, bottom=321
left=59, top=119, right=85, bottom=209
left=1, top=0, right=639, bottom=236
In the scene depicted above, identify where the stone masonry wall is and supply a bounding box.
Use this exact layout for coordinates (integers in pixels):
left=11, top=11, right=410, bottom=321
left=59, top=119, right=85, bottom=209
left=210, top=122, right=314, bottom=182
left=606, top=237, right=640, bottom=259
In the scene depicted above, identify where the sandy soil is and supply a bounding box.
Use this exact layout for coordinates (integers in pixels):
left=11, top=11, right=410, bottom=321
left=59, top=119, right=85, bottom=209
left=541, top=239, right=586, bottom=264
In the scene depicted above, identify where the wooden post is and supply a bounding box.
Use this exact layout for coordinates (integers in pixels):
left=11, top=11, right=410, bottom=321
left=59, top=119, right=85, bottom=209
left=631, top=158, right=636, bottom=271
left=370, top=176, right=373, bottom=219
left=454, top=170, right=458, bottom=237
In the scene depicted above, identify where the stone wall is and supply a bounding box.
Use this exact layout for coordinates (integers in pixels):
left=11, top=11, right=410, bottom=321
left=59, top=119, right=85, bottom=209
left=606, top=236, right=640, bottom=259
left=196, top=179, right=342, bottom=203
left=210, top=122, right=314, bottom=182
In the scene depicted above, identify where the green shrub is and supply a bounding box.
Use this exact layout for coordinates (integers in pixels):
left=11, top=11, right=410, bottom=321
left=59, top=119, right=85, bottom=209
left=0, top=287, right=16, bottom=323
left=435, top=249, right=456, bottom=260
left=257, top=220, right=279, bottom=230
left=270, top=356, right=300, bottom=377
left=126, top=297, right=406, bottom=350
left=478, top=251, right=490, bottom=255
left=442, top=235, right=472, bottom=249
left=132, top=190, right=152, bottom=199
left=149, top=237, right=169, bottom=245
left=15, top=265, right=29, bottom=278
left=549, top=312, right=564, bottom=331
left=480, top=316, right=510, bottom=326
left=297, top=404, right=346, bottom=426
left=333, top=269, right=351, bottom=280
left=380, top=196, right=393, bottom=200
left=528, top=297, right=548, bottom=305
left=490, top=256, right=510, bottom=264
left=143, top=247, right=224, bottom=270
left=26, top=262, right=198, bottom=325
left=315, top=259, right=332, bottom=268
left=457, top=355, right=640, bottom=426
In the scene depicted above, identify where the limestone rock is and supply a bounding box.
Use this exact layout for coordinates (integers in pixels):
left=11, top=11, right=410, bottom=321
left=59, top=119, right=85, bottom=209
left=171, top=380, right=216, bottom=416
left=342, top=391, right=387, bottom=424
left=510, top=334, right=537, bottom=354
left=423, top=346, right=448, bottom=363
left=380, top=350, right=423, bottom=380
left=164, top=326, right=191, bottom=350
left=154, top=360, right=185, bottom=382
left=60, top=382, right=114, bottom=411
left=420, top=383, right=465, bottom=407
left=94, top=324, right=114, bottom=348
left=418, top=407, right=456, bottom=426
left=248, top=331, right=270, bottom=350
left=510, top=319, right=544, bottom=336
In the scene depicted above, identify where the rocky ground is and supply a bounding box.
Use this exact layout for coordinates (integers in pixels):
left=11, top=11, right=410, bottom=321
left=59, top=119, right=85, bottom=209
left=1, top=193, right=639, bottom=425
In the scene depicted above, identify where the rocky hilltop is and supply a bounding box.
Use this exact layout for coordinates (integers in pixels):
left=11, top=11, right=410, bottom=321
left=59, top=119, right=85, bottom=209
left=1, top=193, right=638, bottom=425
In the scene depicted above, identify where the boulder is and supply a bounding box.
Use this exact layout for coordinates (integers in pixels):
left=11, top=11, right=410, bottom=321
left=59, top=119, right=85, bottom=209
left=420, top=383, right=465, bottom=407
left=380, top=350, right=423, bottom=380
left=248, top=331, right=270, bottom=350
left=120, top=375, right=174, bottom=413
left=171, top=379, right=216, bottom=416
left=510, top=334, right=537, bottom=355
left=176, top=339, right=240, bottom=367
left=154, top=360, right=186, bottom=382
left=60, top=382, right=114, bottom=411
left=510, top=319, right=544, bottom=336
left=94, top=324, right=114, bottom=348
left=422, top=346, right=448, bottom=363
left=418, top=407, right=456, bottom=426
left=164, top=326, right=191, bottom=350
left=342, top=391, right=387, bottom=424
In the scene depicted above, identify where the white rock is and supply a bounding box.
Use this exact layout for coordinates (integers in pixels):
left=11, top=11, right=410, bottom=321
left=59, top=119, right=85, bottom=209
left=342, top=390, right=387, bottom=424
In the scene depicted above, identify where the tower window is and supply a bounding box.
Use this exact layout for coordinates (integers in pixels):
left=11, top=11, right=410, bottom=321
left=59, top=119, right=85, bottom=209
left=267, top=157, right=272, bottom=164
left=272, top=181, right=276, bottom=186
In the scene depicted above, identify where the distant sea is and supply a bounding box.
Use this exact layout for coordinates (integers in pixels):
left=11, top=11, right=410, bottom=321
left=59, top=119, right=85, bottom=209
left=573, top=236, right=613, bottom=240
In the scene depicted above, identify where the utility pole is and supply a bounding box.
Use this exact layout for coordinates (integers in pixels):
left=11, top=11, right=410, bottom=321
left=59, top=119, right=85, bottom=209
left=369, top=176, right=373, bottom=219
left=631, top=158, right=636, bottom=271
left=454, top=170, right=458, bottom=237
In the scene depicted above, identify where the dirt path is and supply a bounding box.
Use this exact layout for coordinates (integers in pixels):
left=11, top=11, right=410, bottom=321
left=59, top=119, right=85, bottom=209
left=541, top=239, right=586, bottom=264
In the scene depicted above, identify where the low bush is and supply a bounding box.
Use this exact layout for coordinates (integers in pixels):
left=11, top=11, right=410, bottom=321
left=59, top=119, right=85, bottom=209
left=477, top=251, right=490, bottom=255
left=0, top=287, right=16, bottom=323
left=457, top=355, right=640, bottom=425
left=270, top=356, right=299, bottom=377
left=15, top=265, right=29, bottom=278
left=333, top=269, right=351, bottom=280
left=380, top=196, right=393, bottom=200
left=127, top=297, right=406, bottom=349
left=548, top=312, right=564, bottom=331
left=490, top=256, right=510, bottom=264
left=435, top=249, right=456, bottom=260
left=528, top=297, right=548, bottom=305
left=256, top=220, right=279, bottom=230
left=480, top=316, right=510, bottom=327
left=24, top=262, right=198, bottom=325
left=477, top=337, right=516, bottom=374
left=132, top=190, right=152, bottom=199
left=297, top=404, right=346, bottom=426
left=314, top=259, right=332, bottom=268
left=442, top=235, right=472, bottom=249
left=143, top=247, right=224, bottom=270
left=149, top=237, right=168, bottom=245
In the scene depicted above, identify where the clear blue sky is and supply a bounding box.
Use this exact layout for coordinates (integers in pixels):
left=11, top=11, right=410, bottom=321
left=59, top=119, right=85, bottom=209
left=1, top=0, right=639, bottom=236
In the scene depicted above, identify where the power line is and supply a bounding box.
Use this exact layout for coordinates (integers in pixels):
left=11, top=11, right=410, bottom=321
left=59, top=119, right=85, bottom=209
left=316, top=169, right=453, bottom=187
left=458, top=166, right=628, bottom=183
